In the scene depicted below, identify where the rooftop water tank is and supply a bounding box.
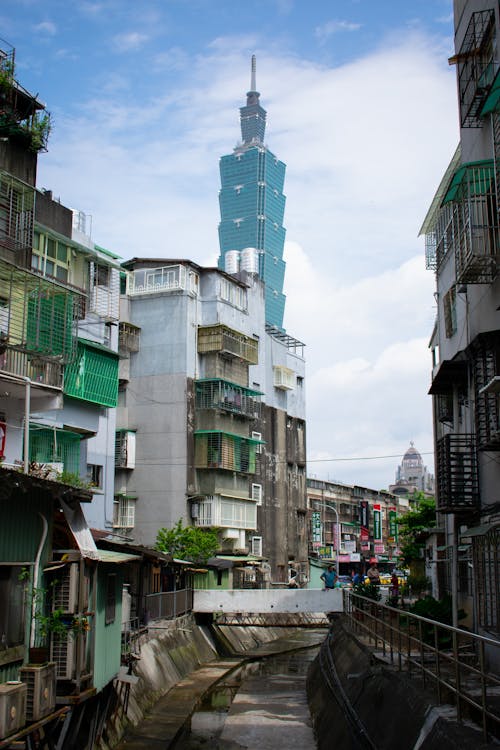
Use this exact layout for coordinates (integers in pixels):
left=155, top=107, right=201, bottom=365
left=225, top=250, right=240, bottom=275
left=240, top=247, right=258, bottom=274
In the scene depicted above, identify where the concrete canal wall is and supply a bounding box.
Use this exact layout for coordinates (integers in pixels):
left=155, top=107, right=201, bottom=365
left=101, top=614, right=299, bottom=749
left=307, top=617, right=494, bottom=750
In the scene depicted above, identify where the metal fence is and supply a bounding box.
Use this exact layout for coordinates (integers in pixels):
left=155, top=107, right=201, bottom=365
left=344, top=591, right=500, bottom=741
left=144, top=588, right=193, bottom=621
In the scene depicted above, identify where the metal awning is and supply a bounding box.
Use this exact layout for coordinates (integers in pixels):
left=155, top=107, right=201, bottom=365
left=95, top=549, right=141, bottom=564
left=481, top=69, right=500, bottom=116
left=442, top=159, right=494, bottom=204
left=60, top=499, right=99, bottom=560
left=428, top=357, right=468, bottom=395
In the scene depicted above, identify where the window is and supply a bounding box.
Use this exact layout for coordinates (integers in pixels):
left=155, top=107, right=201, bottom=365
left=94, top=264, right=109, bottom=287
left=0, top=295, right=9, bottom=335
left=251, top=536, right=262, bottom=556
left=86, top=464, right=103, bottom=489
left=252, top=431, right=262, bottom=454
left=251, top=483, right=262, bottom=505
left=32, top=231, right=70, bottom=282
left=105, top=574, right=116, bottom=625
left=113, top=496, right=136, bottom=528
left=0, top=565, right=26, bottom=648
left=443, top=286, right=457, bottom=338
left=273, top=365, right=295, bottom=390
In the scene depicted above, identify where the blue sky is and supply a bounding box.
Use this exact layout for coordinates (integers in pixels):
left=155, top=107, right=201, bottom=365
left=1, top=0, right=458, bottom=489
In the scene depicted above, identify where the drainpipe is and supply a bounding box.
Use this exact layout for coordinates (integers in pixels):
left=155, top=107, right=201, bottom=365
left=30, top=513, right=49, bottom=648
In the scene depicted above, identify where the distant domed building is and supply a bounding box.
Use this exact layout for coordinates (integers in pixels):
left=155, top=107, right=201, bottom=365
left=389, top=442, right=434, bottom=498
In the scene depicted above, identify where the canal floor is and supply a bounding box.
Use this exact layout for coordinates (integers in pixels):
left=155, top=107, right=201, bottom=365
left=116, top=629, right=326, bottom=750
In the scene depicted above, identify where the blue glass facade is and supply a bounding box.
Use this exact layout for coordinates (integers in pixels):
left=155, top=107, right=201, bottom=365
left=217, top=58, right=287, bottom=329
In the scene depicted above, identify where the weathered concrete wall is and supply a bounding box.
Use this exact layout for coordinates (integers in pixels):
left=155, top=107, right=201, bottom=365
left=307, top=617, right=495, bottom=750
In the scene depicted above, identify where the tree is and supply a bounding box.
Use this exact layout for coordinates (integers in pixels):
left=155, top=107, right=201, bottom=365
left=156, top=519, right=219, bottom=563
left=397, top=494, right=436, bottom=567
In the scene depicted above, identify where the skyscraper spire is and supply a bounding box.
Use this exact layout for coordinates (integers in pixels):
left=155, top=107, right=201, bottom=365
left=240, top=54, right=266, bottom=144
left=249, top=54, right=257, bottom=97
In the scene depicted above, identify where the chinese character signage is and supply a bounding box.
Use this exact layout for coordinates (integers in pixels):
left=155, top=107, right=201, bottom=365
left=373, top=503, right=382, bottom=542
left=312, top=511, right=322, bottom=547
left=359, top=501, right=369, bottom=541
left=389, top=508, right=398, bottom=541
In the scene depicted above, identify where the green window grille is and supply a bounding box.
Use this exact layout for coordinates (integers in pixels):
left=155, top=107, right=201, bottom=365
left=195, top=379, right=262, bottom=418
left=194, top=430, right=263, bottom=474
left=64, top=338, right=119, bottom=407
left=29, top=425, right=81, bottom=475
left=26, top=288, right=75, bottom=359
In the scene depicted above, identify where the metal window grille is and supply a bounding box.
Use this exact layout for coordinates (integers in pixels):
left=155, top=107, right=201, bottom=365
left=473, top=527, right=499, bottom=631
left=64, top=340, right=119, bottom=407
left=195, top=379, right=261, bottom=418
left=113, top=496, right=135, bottom=528
left=0, top=172, right=35, bottom=257
left=29, top=426, right=81, bottom=474
left=118, top=321, right=140, bottom=353
left=194, top=432, right=257, bottom=474
left=456, top=9, right=496, bottom=128
left=436, top=433, right=479, bottom=513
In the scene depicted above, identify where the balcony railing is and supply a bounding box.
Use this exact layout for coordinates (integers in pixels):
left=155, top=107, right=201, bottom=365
left=194, top=430, right=262, bottom=474
left=144, top=588, right=193, bottom=621
left=436, top=434, right=479, bottom=513
left=198, top=325, right=258, bottom=365
left=195, top=379, right=262, bottom=419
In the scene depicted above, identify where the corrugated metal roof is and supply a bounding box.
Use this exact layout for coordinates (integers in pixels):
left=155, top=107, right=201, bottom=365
left=96, top=549, right=141, bottom=564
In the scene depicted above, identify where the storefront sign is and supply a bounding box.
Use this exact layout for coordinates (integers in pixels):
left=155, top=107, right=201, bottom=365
left=373, top=503, right=382, bottom=542
left=312, top=511, right=322, bottom=547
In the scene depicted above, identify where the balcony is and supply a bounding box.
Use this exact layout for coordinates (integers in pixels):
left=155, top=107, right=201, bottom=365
left=453, top=9, right=497, bottom=128
left=0, top=172, right=35, bottom=267
left=192, top=494, right=257, bottom=531
left=194, top=430, right=263, bottom=474
left=195, top=379, right=262, bottom=419
left=197, top=325, right=258, bottom=365
left=474, top=336, right=500, bottom=450
left=439, top=161, right=499, bottom=283
left=0, top=262, right=80, bottom=387
left=436, top=434, right=479, bottom=513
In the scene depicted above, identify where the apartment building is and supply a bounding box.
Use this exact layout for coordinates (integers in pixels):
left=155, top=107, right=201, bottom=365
left=421, top=0, right=500, bottom=635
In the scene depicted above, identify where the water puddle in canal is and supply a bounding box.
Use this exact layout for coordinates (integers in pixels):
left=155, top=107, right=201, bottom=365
left=173, top=645, right=321, bottom=750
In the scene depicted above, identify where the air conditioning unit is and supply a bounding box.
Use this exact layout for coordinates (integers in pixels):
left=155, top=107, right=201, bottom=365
left=19, top=663, right=56, bottom=721
left=50, top=635, right=76, bottom=681
left=52, top=563, right=79, bottom=614
left=0, top=681, right=27, bottom=740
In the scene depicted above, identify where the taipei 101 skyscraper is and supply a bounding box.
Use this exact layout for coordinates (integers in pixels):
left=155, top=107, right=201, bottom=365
left=217, top=56, right=287, bottom=330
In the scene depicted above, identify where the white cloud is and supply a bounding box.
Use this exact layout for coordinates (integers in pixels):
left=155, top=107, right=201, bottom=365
left=315, top=20, right=362, bottom=42
left=112, top=32, right=149, bottom=52
left=34, top=20, right=57, bottom=35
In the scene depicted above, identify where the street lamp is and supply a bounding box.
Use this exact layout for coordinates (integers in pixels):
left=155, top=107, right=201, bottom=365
left=321, top=502, right=340, bottom=578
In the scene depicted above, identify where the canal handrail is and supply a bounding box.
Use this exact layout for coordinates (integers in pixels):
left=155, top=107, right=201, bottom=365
left=144, top=587, right=194, bottom=621
left=344, top=590, right=500, bottom=741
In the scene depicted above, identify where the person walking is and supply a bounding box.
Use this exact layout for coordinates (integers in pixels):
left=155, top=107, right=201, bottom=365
left=320, top=565, right=337, bottom=590
left=366, top=563, right=380, bottom=585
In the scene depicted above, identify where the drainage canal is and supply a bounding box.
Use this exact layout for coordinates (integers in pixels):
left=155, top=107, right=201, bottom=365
left=173, top=643, right=321, bottom=749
